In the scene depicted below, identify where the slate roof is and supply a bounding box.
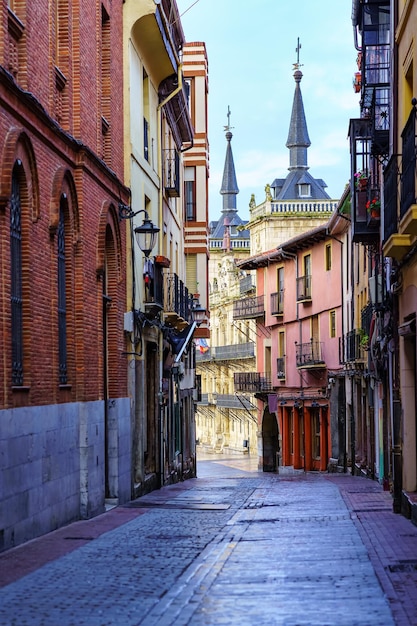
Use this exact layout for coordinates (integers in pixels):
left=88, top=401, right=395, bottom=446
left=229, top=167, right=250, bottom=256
left=272, top=68, right=330, bottom=201
left=210, top=130, right=249, bottom=243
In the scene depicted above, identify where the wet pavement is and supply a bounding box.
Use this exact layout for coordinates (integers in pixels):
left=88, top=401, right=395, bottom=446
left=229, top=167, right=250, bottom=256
left=0, top=453, right=416, bottom=625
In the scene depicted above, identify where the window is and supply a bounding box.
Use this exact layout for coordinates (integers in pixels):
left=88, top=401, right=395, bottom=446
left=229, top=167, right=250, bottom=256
left=277, top=266, right=284, bottom=311
left=329, top=310, right=336, bottom=338
left=101, top=6, right=111, bottom=162
left=298, top=183, right=311, bottom=198
left=143, top=69, right=150, bottom=162
left=58, top=196, right=68, bottom=384
left=325, top=243, right=332, bottom=271
left=312, top=408, right=321, bottom=459
left=10, top=165, right=23, bottom=385
left=184, top=167, right=196, bottom=221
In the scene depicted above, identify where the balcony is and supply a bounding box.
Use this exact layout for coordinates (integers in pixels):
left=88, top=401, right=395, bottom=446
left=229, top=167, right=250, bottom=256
left=196, top=343, right=254, bottom=362
left=234, top=372, right=272, bottom=393
left=295, top=340, right=325, bottom=370
left=214, top=343, right=255, bottom=360
left=339, top=330, right=366, bottom=364
left=163, top=149, right=180, bottom=197
left=216, top=394, right=254, bottom=410
left=276, top=357, right=286, bottom=380
left=349, top=118, right=380, bottom=244
left=271, top=290, right=284, bottom=316
left=296, top=275, right=311, bottom=302
left=164, top=273, right=192, bottom=330
left=233, top=295, right=264, bottom=320
left=383, top=108, right=417, bottom=260
left=240, top=275, right=255, bottom=294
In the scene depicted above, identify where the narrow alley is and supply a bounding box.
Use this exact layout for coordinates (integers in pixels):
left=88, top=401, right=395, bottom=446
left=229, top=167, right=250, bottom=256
left=0, top=454, right=416, bottom=626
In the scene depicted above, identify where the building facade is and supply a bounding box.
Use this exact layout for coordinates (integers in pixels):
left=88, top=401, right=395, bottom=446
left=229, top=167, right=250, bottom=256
left=196, top=127, right=258, bottom=455
left=233, top=61, right=340, bottom=472
left=364, top=0, right=417, bottom=518
left=122, top=0, right=208, bottom=496
left=237, top=209, right=348, bottom=473
left=0, top=0, right=129, bottom=550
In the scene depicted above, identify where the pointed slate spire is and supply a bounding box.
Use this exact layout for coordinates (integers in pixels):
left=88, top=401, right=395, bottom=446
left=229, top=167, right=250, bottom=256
left=286, top=39, right=311, bottom=171
left=220, top=107, right=239, bottom=213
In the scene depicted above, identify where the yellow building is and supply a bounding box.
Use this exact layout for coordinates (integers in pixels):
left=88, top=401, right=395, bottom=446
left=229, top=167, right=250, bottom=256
left=382, top=0, right=417, bottom=517
left=122, top=0, right=208, bottom=494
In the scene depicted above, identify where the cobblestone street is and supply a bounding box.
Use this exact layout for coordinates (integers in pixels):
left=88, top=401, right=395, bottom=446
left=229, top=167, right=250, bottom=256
left=0, top=454, right=416, bottom=625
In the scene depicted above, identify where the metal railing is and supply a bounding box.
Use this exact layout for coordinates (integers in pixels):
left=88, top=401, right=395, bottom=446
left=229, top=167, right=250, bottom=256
left=295, top=340, right=324, bottom=368
left=233, top=295, right=264, bottom=320
left=296, top=275, right=311, bottom=301
left=164, top=273, right=191, bottom=321
left=276, top=357, right=286, bottom=380
left=163, top=149, right=180, bottom=197
left=271, top=290, right=284, bottom=315
left=400, top=106, right=416, bottom=219
left=234, top=371, right=272, bottom=393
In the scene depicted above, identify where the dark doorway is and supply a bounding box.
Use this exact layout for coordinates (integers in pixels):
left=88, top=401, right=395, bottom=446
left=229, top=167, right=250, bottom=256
left=262, top=408, right=279, bottom=472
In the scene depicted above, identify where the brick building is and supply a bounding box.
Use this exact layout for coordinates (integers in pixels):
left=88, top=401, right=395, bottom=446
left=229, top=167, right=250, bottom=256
left=0, top=0, right=130, bottom=550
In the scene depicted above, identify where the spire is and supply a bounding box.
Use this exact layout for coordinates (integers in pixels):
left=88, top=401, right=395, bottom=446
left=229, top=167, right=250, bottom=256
left=286, top=38, right=311, bottom=171
left=220, top=106, right=239, bottom=213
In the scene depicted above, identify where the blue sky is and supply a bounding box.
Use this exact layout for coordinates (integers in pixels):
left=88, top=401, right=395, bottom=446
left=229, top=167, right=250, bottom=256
left=176, top=0, right=360, bottom=221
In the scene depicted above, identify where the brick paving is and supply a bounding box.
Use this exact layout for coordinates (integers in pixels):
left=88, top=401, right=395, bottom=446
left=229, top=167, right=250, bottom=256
left=0, top=455, right=415, bottom=625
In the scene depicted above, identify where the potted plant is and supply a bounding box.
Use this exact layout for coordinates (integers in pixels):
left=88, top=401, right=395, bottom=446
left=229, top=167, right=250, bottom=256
left=359, top=328, right=369, bottom=351
left=354, top=170, right=368, bottom=190
left=366, top=198, right=381, bottom=219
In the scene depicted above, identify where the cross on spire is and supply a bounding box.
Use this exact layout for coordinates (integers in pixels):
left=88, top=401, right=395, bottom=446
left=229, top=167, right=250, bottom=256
left=293, top=37, right=303, bottom=71
left=223, top=105, right=234, bottom=132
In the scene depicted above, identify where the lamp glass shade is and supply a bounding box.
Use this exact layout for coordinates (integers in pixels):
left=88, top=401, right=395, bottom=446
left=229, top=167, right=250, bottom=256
left=192, top=302, right=206, bottom=325
left=134, top=219, right=159, bottom=257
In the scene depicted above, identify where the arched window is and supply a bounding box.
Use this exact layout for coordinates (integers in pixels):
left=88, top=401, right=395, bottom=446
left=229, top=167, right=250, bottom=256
left=10, top=164, right=23, bottom=385
left=57, top=195, right=67, bottom=384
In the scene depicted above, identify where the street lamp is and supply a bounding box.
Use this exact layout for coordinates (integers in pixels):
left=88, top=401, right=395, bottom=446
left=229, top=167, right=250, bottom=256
left=119, top=203, right=159, bottom=258
left=192, top=296, right=206, bottom=326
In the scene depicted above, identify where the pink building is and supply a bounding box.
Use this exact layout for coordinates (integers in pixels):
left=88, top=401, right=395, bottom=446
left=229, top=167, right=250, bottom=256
left=237, top=210, right=347, bottom=473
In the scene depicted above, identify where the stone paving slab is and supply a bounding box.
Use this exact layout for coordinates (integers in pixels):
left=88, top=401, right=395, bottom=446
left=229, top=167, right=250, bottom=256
left=0, top=458, right=415, bottom=625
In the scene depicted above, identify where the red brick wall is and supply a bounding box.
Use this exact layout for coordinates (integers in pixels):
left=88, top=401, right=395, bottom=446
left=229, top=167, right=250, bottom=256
left=0, top=1, right=128, bottom=409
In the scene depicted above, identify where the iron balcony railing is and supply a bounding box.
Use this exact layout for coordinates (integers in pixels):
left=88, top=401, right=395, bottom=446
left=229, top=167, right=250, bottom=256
left=163, top=149, right=180, bottom=197
left=361, top=302, right=373, bottom=338
left=196, top=343, right=254, bottom=362
left=295, top=340, right=325, bottom=368
left=296, top=275, right=311, bottom=302
left=339, top=330, right=366, bottom=364
left=214, top=343, right=255, bottom=360
left=276, top=357, right=286, bottom=380
left=383, top=153, right=399, bottom=242
left=400, top=105, right=416, bottom=220
left=271, top=290, right=284, bottom=315
left=164, top=273, right=192, bottom=321
left=240, top=275, right=255, bottom=294
left=233, top=295, right=264, bottom=320
left=216, top=394, right=254, bottom=410
left=234, top=372, right=272, bottom=393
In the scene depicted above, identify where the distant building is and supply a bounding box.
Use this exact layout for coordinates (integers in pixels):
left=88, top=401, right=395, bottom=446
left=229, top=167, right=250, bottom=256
left=234, top=57, right=342, bottom=471
left=247, top=64, right=338, bottom=256
left=195, top=125, right=258, bottom=455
